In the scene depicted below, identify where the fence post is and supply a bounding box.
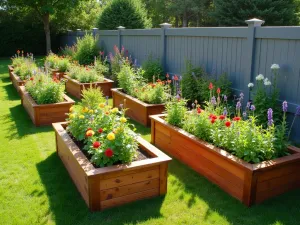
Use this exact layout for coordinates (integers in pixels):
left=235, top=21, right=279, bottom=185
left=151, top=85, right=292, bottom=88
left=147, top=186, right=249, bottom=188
left=92, top=28, right=99, bottom=39
left=67, top=30, right=72, bottom=47
left=160, top=23, right=172, bottom=72
left=244, top=18, right=264, bottom=102
left=117, top=26, right=125, bottom=50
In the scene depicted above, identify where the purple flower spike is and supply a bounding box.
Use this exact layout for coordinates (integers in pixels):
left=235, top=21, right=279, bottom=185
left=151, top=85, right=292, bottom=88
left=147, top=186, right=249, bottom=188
left=211, top=96, right=217, bottom=105
left=223, top=108, right=228, bottom=116
left=243, top=111, right=247, bottom=118
left=236, top=101, right=241, bottom=110
left=267, top=108, right=273, bottom=126
left=240, top=92, right=244, bottom=100
left=246, top=102, right=251, bottom=109
left=250, top=105, right=256, bottom=111
left=282, top=101, right=288, bottom=112
left=224, top=95, right=228, bottom=102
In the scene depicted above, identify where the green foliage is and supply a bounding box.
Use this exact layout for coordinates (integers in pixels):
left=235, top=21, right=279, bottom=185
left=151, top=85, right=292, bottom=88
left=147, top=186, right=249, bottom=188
left=45, top=53, right=71, bottom=72
left=97, top=0, right=152, bottom=30
left=67, top=94, right=139, bottom=167
left=141, top=55, right=163, bottom=82
left=74, top=34, right=99, bottom=65
left=25, top=73, right=65, bottom=104
left=94, top=57, right=109, bottom=76
left=59, top=45, right=76, bottom=58
left=213, top=0, right=298, bottom=26
left=117, top=63, right=138, bottom=96
left=68, top=64, right=104, bottom=83
left=137, top=82, right=170, bottom=104
left=165, top=98, right=188, bottom=127
left=14, top=60, right=38, bottom=80
left=108, top=45, right=130, bottom=80
left=80, top=87, right=105, bottom=109
left=182, top=61, right=231, bottom=103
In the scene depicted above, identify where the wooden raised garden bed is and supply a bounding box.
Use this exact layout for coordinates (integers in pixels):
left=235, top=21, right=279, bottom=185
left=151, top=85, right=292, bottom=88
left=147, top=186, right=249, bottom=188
left=8, top=65, right=14, bottom=77
left=64, top=75, right=114, bottom=99
left=53, top=122, right=171, bottom=211
left=150, top=114, right=300, bottom=206
left=10, top=71, right=25, bottom=95
left=51, top=70, right=65, bottom=80
left=19, top=86, right=75, bottom=126
left=111, top=88, right=165, bottom=127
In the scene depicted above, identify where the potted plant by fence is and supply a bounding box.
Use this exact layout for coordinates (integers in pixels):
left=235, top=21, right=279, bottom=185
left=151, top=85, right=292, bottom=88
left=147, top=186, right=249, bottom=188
left=112, top=62, right=170, bottom=127
left=52, top=89, right=171, bottom=211
left=64, top=62, right=113, bottom=99
left=45, top=53, right=71, bottom=79
left=9, top=52, right=37, bottom=93
left=150, top=74, right=300, bottom=206
left=20, top=72, right=74, bottom=126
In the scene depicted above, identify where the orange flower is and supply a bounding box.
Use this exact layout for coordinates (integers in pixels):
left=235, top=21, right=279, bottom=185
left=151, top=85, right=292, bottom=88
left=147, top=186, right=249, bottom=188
left=86, top=130, right=95, bottom=137
left=217, top=88, right=221, bottom=94
left=209, top=82, right=214, bottom=90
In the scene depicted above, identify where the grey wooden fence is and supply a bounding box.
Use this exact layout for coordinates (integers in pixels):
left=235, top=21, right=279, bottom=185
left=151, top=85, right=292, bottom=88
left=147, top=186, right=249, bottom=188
left=60, top=19, right=300, bottom=142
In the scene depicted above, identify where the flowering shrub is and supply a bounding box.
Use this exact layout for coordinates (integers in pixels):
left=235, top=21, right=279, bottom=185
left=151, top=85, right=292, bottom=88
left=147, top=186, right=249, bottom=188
left=25, top=72, right=65, bottom=104
left=59, top=45, right=76, bottom=58
left=94, top=56, right=109, bottom=76
left=117, top=63, right=170, bottom=104
left=68, top=64, right=104, bottom=83
left=141, top=55, right=163, bottom=82
left=67, top=92, right=139, bottom=167
left=165, top=98, right=187, bottom=127
left=14, top=61, right=38, bottom=80
left=109, top=45, right=130, bottom=80
left=45, top=53, right=71, bottom=72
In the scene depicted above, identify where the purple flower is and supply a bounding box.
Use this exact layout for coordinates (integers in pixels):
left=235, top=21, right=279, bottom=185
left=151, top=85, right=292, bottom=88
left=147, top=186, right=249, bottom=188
left=223, top=108, right=228, bottom=116
left=267, top=108, right=273, bottom=126
left=211, top=96, right=217, bottom=105
left=236, top=101, right=241, bottom=110
left=240, top=92, right=244, bottom=100
left=282, top=101, right=288, bottom=112
left=250, top=105, right=256, bottom=111
left=119, top=104, right=124, bottom=109
left=176, top=94, right=180, bottom=100
left=246, top=102, right=251, bottom=109
left=223, top=95, right=227, bottom=102
left=243, top=111, right=247, bottom=118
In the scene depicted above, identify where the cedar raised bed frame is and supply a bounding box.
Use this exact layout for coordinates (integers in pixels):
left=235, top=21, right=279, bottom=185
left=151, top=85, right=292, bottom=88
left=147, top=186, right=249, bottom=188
left=53, top=122, right=171, bottom=211
left=8, top=65, right=14, bottom=76
left=20, top=86, right=75, bottom=126
left=64, top=75, right=114, bottom=99
left=150, top=114, right=300, bottom=206
left=51, top=70, right=65, bottom=80
left=10, top=70, right=25, bottom=95
left=111, top=88, right=165, bottom=127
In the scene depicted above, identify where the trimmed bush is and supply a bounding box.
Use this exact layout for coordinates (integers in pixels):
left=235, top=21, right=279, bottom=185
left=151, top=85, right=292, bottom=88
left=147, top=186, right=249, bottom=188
left=74, top=34, right=99, bottom=65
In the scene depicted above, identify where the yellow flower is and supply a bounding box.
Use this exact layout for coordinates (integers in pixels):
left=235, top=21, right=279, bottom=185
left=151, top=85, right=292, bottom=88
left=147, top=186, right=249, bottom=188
left=99, top=103, right=105, bottom=108
left=82, top=107, right=89, bottom=113
left=114, top=127, right=122, bottom=134
left=107, top=132, right=115, bottom=141
left=89, top=110, right=94, bottom=114
left=86, top=130, right=95, bottom=137
left=111, top=108, right=119, bottom=113
left=69, top=106, right=74, bottom=112
left=120, top=117, right=127, bottom=123
left=79, top=115, right=85, bottom=119
left=69, top=114, right=76, bottom=119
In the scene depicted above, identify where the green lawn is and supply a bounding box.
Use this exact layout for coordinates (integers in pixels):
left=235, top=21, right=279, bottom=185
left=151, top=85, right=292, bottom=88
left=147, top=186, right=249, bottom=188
left=1, top=58, right=300, bottom=225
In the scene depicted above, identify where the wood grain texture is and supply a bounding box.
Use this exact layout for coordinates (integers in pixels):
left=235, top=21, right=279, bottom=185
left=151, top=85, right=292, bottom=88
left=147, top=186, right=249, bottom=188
left=111, top=88, right=165, bottom=127
left=150, top=114, right=300, bottom=206
left=51, top=70, right=66, bottom=80
left=10, top=71, right=25, bottom=96
left=19, top=86, right=74, bottom=126
left=64, top=75, right=114, bottom=99
left=53, top=122, right=171, bottom=211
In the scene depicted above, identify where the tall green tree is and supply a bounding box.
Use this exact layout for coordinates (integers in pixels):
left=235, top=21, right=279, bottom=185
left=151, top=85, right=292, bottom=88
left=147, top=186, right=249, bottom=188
left=213, top=0, right=299, bottom=26
left=98, top=0, right=152, bottom=30
left=2, top=0, right=81, bottom=53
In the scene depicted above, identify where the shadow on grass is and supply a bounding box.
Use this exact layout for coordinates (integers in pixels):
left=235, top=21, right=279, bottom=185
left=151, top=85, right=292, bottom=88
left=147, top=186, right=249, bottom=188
left=168, top=157, right=300, bottom=225
left=2, top=104, right=52, bottom=140
left=36, top=152, right=164, bottom=225
left=2, top=82, right=20, bottom=101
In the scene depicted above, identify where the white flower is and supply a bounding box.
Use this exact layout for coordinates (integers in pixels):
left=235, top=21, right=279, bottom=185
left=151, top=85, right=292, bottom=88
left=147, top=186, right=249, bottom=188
left=271, top=64, right=280, bottom=70
left=264, top=78, right=272, bottom=86
left=256, top=74, right=264, bottom=81
left=248, top=83, right=254, bottom=88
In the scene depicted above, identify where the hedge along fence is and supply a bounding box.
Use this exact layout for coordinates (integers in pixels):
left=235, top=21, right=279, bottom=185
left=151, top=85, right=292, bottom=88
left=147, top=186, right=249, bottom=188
left=60, top=19, right=300, bottom=143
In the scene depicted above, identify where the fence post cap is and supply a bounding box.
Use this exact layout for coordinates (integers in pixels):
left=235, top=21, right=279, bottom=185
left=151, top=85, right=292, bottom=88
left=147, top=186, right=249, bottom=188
left=92, top=28, right=99, bottom=30
left=160, top=23, right=172, bottom=29
left=76, top=29, right=81, bottom=31
left=117, top=26, right=125, bottom=30
left=245, top=18, right=264, bottom=27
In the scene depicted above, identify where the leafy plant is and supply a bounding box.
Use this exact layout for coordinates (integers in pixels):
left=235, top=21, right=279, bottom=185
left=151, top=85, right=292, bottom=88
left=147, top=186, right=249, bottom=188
left=141, top=55, right=163, bottom=82
left=165, top=98, right=187, bottom=127
left=25, top=72, right=65, bottom=104
left=117, top=63, right=139, bottom=96
left=108, top=45, right=130, bottom=80
left=14, top=61, right=38, bottom=80
left=59, top=45, right=76, bottom=58
left=67, top=90, right=139, bottom=167
left=80, top=87, right=105, bottom=109
left=74, top=33, right=99, bottom=65
left=68, top=64, right=104, bottom=83
left=94, top=57, right=109, bottom=76
left=45, top=53, right=71, bottom=72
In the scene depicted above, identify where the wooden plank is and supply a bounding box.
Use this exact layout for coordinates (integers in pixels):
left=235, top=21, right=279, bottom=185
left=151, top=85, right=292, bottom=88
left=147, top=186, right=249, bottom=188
left=257, top=163, right=300, bottom=182
left=159, top=163, right=168, bottom=194
left=101, top=188, right=160, bottom=210
left=100, top=166, right=159, bottom=180
left=100, top=169, right=160, bottom=190
left=100, top=178, right=159, bottom=200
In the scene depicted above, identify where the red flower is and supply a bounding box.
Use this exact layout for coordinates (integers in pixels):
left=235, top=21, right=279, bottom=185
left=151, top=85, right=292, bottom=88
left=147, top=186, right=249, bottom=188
left=209, top=114, right=217, bottom=120
left=157, top=79, right=162, bottom=83
left=209, top=82, right=214, bottom=90
left=105, top=148, right=114, bottom=158
left=211, top=119, right=216, bottom=124
left=219, top=115, right=226, bottom=120
left=174, top=75, right=179, bottom=81
left=197, top=108, right=202, bottom=114
left=30, top=77, right=34, bottom=81
left=233, top=117, right=241, bottom=121
left=225, top=121, right=231, bottom=127
left=93, top=141, right=101, bottom=148
left=87, top=128, right=93, bottom=131
left=98, top=128, right=103, bottom=133
left=166, top=73, right=169, bottom=78
left=167, top=80, right=171, bottom=84
left=217, top=88, right=221, bottom=94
